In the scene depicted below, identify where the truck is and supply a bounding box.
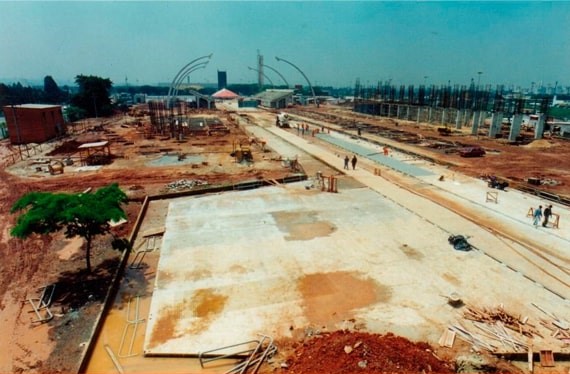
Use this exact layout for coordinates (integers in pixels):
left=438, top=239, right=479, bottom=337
left=276, top=113, right=290, bottom=128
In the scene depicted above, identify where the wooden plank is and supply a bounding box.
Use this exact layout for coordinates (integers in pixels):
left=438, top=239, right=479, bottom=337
left=141, top=226, right=165, bottom=238
left=539, top=350, right=555, bottom=367
left=528, top=347, right=533, bottom=373
left=444, top=330, right=456, bottom=348
left=439, top=329, right=456, bottom=347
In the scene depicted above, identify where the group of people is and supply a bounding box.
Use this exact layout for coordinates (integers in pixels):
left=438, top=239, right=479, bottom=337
left=343, top=155, right=358, bottom=170
left=297, top=123, right=310, bottom=136
left=532, top=204, right=554, bottom=227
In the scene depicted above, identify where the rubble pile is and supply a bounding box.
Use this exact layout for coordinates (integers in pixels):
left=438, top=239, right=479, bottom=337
left=165, top=179, right=209, bottom=191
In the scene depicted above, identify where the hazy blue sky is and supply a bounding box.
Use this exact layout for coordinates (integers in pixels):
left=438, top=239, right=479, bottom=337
left=1, top=1, right=569, bottom=88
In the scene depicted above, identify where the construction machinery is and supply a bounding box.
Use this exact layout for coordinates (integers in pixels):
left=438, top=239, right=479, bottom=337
left=231, top=138, right=253, bottom=163
left=48, top=160, right=64, bottom=175
left=276, top=113, right=290, bottom=128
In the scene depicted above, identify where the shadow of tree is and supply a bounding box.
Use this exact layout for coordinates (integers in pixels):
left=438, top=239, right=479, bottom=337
left=51, top=257, right=121, bottom=310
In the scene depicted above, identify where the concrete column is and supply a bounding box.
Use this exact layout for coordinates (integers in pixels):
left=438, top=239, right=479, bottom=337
left=417, top=107, right=421, bottom=123
left=534, top=114, right=545, bottom=139
left=441, top=109, right=447, bottom=125
left=406, top=105, right=410, bottom=120
left=479, top=111, right=486, bottom=129
left=455, top=110, right=462, bottom=129
left=489, top=111, right=503, bottom=138
left=508, top=113, right=523, bottom=141
left=428, top=107, right=433, bottom=123
left=463, top=110, right=472, bottom=127
left=471, top=111, right=481, bottom=135
left=397, top=105, right=401, bottom=119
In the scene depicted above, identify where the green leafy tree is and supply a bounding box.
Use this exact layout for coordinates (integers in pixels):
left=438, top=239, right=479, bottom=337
left=64, top=105, right=87, bottom=122
left=43, top=75, right=63, bottom=104
left=71, top=75, right=113, bottom=118
left=10, top=184, right=128, bottom=273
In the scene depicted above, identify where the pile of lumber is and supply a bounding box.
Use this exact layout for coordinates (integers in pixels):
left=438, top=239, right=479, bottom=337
left=447, top=303, right=569, bottom=354
left=540, top=319, right=570, bottom=341
left=531, top=302, right=570, bottom=342
left=463, top=304, right=542, bottom=339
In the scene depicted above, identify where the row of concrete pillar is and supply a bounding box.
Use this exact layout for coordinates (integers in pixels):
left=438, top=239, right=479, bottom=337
left=367, top=103, right=545, bottom=141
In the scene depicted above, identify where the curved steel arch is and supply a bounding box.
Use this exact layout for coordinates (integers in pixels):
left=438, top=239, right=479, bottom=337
left=275, top=56, right=317, bottom=107
left=167, top=54, right=212, bottom=106
left=262, top=64, right=289, bottom=88
left=173, top=63, right=208, bottom=97
left=248, top=66, right=274, bottom=87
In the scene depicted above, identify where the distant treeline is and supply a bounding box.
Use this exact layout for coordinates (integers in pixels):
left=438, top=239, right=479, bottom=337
left=0, top=79, right=71, bottom=108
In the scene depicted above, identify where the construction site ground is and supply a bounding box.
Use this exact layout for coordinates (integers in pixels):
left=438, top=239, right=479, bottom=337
left=0, top=101, right=569, bottom=374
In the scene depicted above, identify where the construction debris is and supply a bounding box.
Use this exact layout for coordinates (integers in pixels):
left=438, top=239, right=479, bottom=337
left=165, top=179, right=208, bottom=191
left=448, top=234, right=472, bottom=251
left=448, top=302, right=570, bottom=354
left=198, top=334, right=276, bottom=374
left=463, top=304, right=542, bottom=339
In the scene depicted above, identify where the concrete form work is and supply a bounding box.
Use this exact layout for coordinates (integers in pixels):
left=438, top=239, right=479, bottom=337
left=143, top=179, right=568, bottom=357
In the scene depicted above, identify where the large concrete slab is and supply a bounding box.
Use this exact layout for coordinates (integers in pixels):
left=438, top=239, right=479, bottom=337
left=144, top=181, right=566, bottom=356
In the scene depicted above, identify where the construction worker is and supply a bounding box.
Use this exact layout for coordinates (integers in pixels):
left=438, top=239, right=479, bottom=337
left=533, top=205, right=543, bottom=227
left=543, top=205, right=553, bottom=227
left=351, top=155, right=357, bottom=170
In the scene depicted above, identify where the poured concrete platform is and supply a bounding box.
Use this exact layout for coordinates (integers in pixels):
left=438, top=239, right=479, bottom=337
left=317, top=132, right=434, bottom=177
left=143, top=180, right=566, bottom=356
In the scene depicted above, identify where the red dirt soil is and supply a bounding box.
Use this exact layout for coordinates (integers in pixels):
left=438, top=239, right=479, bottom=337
left=275, top=331, right=454, bottom=374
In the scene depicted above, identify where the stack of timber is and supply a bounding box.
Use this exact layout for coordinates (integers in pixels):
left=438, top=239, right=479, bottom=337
left=463, top=304, right=542, bottom=339
left=450, top=304, right=543, bottom=353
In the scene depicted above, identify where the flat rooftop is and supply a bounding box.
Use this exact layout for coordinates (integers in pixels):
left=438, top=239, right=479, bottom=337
left=5, top=104, right=61, bottom=109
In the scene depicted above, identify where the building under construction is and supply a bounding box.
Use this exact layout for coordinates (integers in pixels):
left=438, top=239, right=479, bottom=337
left=352, top=79, right=552, bottom=141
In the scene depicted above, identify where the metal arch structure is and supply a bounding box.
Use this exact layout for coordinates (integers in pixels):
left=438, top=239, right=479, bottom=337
left=170, top=62, right=210, bottom=105
left=248, top=67, right=274, bottom=87
left=167, top=54, right=212, bottom=106
left=262, top=64, right=289, bottom=88
left=275, top=56, right=318, bottom=107
left=172, top=63, right=208, bottom=97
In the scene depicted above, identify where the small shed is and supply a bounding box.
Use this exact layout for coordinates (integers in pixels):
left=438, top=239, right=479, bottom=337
left=78, top=141, right=111, bottom=166
left=2, top=104, right=66, bottom=145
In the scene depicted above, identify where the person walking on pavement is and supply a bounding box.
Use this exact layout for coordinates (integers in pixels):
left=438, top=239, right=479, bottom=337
left=533, top=205, right=543, bottom=227
left=543, top=205, right=552, bottom=227
left=344, top=155, right=349, bottom=170
left=351, top=155, right=357, bottom=170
